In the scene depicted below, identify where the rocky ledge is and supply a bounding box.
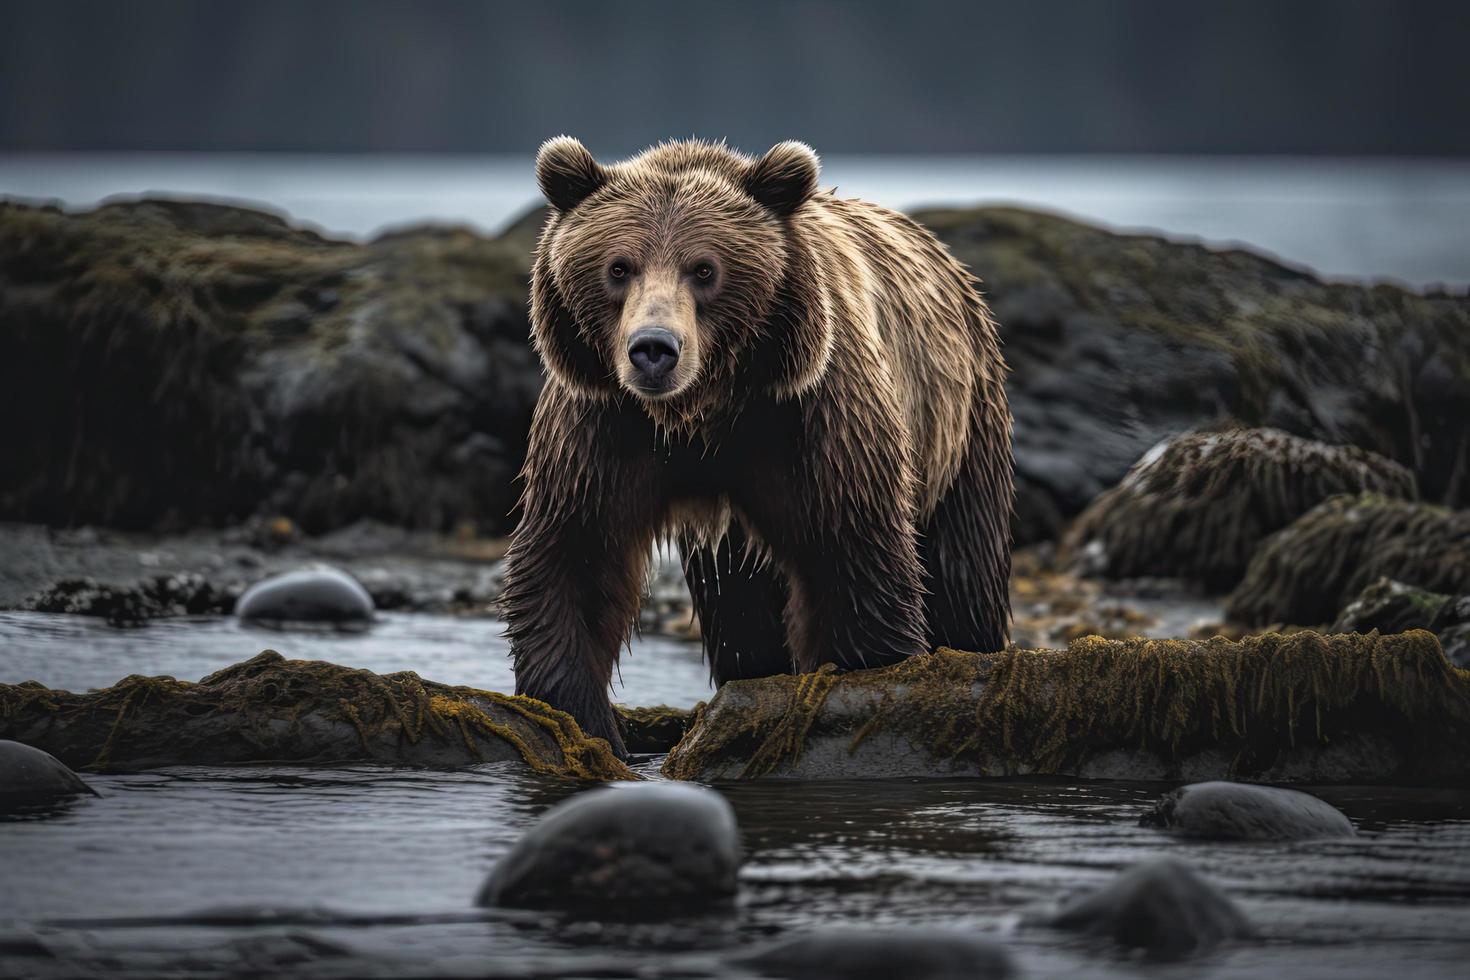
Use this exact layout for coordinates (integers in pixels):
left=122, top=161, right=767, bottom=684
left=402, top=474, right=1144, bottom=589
left=662, top=631, right=1470, bottom=783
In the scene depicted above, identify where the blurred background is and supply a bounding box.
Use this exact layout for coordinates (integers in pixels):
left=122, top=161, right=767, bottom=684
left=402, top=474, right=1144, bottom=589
left=2, top=0, right=1467, bottom=286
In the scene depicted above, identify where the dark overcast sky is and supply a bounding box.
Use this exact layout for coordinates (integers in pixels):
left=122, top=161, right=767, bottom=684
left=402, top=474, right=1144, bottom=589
left=1, top=0, right=1466, bottom=156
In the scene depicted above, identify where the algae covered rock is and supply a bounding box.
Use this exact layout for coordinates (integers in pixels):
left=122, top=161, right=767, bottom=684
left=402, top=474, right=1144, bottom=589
left=234, top=566, right=374, bottom=624
left=736, top=928, right=1015, bottom=979
left=1226, top=495, right=1470, bottom=627
left=0, top=198, right=539, bottom=533
left=1062, top=428, right=1415, bottom=590
left=1332, top=578, right=1470, bottom=668
left=0, top=739, right=96, bottom=801
left=475, top=783, right=739, bottom=912
left=1140, top=781, right=1354, bottom=840
left=918, top=207, right=1470, bottom=543
left=0, top=651, right=632, bottom=778
left=663, top=632, right=1470, bottom=784
left=22, top=572, right=237, bottom=625
left=1038, top=857, right=1250, bottom=960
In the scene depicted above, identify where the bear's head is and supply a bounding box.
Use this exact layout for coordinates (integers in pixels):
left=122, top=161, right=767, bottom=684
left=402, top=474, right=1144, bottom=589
left=530, top=137, right=833, bottom=416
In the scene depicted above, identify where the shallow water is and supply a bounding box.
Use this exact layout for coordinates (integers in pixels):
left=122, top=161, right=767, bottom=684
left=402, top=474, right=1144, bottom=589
left=2, top=613, right=1469, bottom=977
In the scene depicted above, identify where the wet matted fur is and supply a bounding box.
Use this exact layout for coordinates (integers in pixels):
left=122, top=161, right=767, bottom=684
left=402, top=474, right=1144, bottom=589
left=500, top=138, right=1012, bottom=754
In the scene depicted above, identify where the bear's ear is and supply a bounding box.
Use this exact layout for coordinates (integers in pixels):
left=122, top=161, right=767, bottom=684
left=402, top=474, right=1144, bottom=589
left=536, top=136, right=607, bottom=212
left=530, top=244, right=614, bottom=396
left=745, top=141, right=820, bottom=217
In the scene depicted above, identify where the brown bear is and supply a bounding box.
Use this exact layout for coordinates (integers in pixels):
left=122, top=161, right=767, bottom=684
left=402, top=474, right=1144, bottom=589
left=501, top=137, right=1012, bottom=756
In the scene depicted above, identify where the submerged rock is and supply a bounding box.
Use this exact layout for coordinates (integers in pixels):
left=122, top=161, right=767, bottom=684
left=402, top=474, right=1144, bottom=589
left=1332, top=578, right=1470, bottom=668
left=919, top=206, right=1470, bottom=543
left=475, top=783, right=739, bottom=912
left=1226, top=495, right=1470, bottom=627
left=1141, top=781, right=1354, bottom=840
left=1039, top=857, right=1250, bottom=959
left=234, top=566, right=374, bottom=624
left=0, top=739, right=96, bottom=800
left=662, top=632, right=1470, bottom=783
left=1062, top=428, right=1415, bottom=590
left=0, top=651, right=632, bottom=779
left=736, top=928, right=1015, bottom=979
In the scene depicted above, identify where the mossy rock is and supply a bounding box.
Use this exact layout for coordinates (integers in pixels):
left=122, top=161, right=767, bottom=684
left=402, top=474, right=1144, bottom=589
left=918, top=206, right=1470, bottom=543
left=1062, top=428, right=1416, bottom=590
left=0, top=198, right=539, bottom=533
left=0, top=651, right=633, bottom=779
left=1332, top=578, right=1470, bottom=668
left=1226, top=495, right=1470, bottom=627
left=663, top=632, right=1470, bottom=784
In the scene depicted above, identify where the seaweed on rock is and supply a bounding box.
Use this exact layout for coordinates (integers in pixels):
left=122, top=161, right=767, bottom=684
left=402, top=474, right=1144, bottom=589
left=0, top=651, right=632, bottom=779
left=1062, top=428, right=1416, bottom=590
left=1226, top=494, right=1470, bottom=627
left=663, top=631, right=1470, bottom=783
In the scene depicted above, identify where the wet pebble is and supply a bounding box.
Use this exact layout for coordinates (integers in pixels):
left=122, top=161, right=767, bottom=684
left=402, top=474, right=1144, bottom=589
left=737, top=928, right=1016, bottom=979
left=1141, top=780, right=1355, bottom=840
left=234, top=566, right=374, bottom=624
left=475, top=783, right=739, bottom=912
left=0, top=740, right=96, bottom=801
left=1040, top=857, right=1251, bottom=959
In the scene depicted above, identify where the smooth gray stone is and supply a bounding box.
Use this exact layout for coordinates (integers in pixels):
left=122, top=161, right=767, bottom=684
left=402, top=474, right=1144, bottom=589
left=1041, top=857, right=1251, bottom=959
left=0, top=740, right=96, bottom=799
left=736, top=928, right=1016, bottom=979
left=1141, top=781, right=1355, bottom=840
left=234, top=566, right=374, bottom=623
left=476, top=783, right=739, bottom=911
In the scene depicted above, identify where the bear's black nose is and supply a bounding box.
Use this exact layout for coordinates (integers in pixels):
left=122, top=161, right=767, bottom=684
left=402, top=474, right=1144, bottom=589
left=627, top=328, right=681, bottom=383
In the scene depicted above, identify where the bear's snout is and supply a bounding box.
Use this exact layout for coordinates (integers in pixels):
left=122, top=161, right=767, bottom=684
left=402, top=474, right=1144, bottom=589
left=627, top=328, right=682, bottom=389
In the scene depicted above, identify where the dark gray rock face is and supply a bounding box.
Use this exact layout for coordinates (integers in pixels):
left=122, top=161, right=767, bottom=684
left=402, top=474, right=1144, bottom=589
left=737, top=929, right=1015, bottom=979
left=1332, top=578, right=1470, bottom=668
left=1141, top=781, right=1355, bottom=840
left=919, top=207, right=1470, bottom=544
left=24, top=573, right=238, bottom=625
left=0, top=199, right=539, bottom=534
left=0, top=740, right=96, bottom=800
left=234, top=567, right=374, bottom=623
left=476, top=783, right=740, bottom=912
left=1040, top=857, right=1251, bottom=959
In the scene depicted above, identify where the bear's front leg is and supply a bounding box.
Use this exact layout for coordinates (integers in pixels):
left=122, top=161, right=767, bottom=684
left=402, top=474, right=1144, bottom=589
left=499, top=394, right=657, bottom=758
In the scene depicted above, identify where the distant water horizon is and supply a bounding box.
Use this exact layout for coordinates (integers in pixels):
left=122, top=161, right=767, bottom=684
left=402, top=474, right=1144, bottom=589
left=2, top=152, right=1467, bottom=289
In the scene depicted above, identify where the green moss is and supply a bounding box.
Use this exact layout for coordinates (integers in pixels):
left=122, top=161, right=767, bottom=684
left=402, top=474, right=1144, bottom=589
left=664, top=631, right=1470, bottom=781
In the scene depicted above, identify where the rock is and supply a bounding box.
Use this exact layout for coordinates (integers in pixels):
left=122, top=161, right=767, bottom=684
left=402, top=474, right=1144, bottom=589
left=0, top=198, right=539, bottom=534
left=1140, top=781, right=1354, bottom=840
left=1039, top=857, right=1250, bottom=959
left=234, top=566, right=374, bottom=624
left=917, top=207, right=1470, bottom=543
left=0, top=651, right=633, bottom=779
left=1226, top=495, right=1470, bottom=627
left=23, top=573, right=237, bottom=625
left=1062, top=428, right=1416, bottom=590
left=475, top=783, right=739, bottom=911
left=1331, top=577, right=1470, bottom=668
left=736, top=929, right=1015, bottom=979
left=662, top=632, right=1470, bottom=783
left=0, top=739, right=96, bottom=800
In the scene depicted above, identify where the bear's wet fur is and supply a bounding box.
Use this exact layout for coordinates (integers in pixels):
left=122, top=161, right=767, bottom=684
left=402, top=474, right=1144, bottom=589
left=501, top=138, right=1012, bottom=755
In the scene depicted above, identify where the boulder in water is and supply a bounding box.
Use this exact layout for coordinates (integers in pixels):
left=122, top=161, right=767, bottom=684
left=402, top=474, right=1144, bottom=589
left=0, top=740, right=96, bottom=800
left=476, top=783, right=739, bottom=912
left=235, top=566, right=374, bottom=624
left=1140, top=781, right=1354, bottom=840
left=1039, top=857, right=1251, bottom=959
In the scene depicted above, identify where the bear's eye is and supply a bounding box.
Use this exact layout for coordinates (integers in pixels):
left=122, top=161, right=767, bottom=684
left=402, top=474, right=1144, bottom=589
left=693, top=263, right=715, bottom=282
left=608, top=261, right=629, bottom=281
